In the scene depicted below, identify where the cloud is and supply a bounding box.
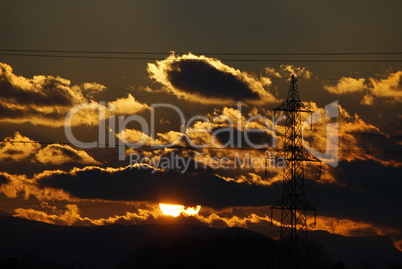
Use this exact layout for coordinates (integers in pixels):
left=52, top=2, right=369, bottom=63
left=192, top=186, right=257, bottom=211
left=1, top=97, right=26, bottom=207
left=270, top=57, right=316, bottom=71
left=118, top=104, right=279, bottom=187
left=215, top=172, right=281, bottom=186
left=264, top=65, right=313, bottom=79
left=311, top=215, right=398, bottom=237
left=301, top=102, right=401, bottom=168
left=324, top=77, right=366, bottom=94
left=35, top=144, right=101, bottom=165
left=14, top=203, right=162, bottom=226
left=119, top=103, right=275, bottom=149
left=194, top=207, right=275, bottom=228
left=0, top=99, right=399, bottom=245
left=0, top=132, right=40, bottom=162
left=0, top=171, right=74, bottom=202
left=0, top=162, right=279, bottom=210
left=0, top=63, right=87, bottom=106
left=323, top=70, right=402, bottom=104
left=108, top=94, right=150, bottom=115
left=13, top=200, right=402, bottom=252
left=147, top=53, right=277, bottom=105
left=360, top=94, right=374, bottom=105
left=2, top=156, right=400, bottom=249
left=12, top=202, right=275, bottom=228
left=0, top=132, right=100, bottom=165
left=369, top=70, right=402, bottom=102
left=0, top=62, right=149, bottom=127
left=310, top=215, right=401, bottom=251
left=37, top=165, right=258, bottom=207
left=117, top=100, right=400, bottom=191
left=73, top=82, right=106, bottom=99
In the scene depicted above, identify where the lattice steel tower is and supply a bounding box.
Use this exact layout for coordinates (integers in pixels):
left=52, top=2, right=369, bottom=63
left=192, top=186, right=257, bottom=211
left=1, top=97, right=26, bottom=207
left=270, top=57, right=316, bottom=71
left=271, top=75, right=318, bottom=269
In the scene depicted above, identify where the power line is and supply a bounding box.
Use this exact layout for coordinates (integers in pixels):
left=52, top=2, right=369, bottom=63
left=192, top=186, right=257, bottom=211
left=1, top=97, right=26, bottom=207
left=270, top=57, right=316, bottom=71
left=0, top=128, right=400, bottom=147
left=1, top=49, right=402, bottom=56
left=0, top=136, right=401, bottom=169
left=1, top=53, right=401, bottom=62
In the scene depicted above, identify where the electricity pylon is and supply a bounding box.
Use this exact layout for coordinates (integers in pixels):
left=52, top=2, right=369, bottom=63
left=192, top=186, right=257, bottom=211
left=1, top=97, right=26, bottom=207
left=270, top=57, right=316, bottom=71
left=271, top=75, right=318, bottom=269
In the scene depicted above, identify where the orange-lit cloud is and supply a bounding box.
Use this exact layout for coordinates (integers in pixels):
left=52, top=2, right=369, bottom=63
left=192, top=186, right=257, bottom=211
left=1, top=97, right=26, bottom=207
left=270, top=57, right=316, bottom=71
left=107, top=93, right=150, bottom=115
left=0, top=171, right=74, bottom=202
left=0, top=132, right=100, bottom=165
left=324, top=77, right=366, bottom=94
left=0, top=62, right=87, bottom=106
left=13, top=203, right=276, bottom=228
left=323, top=70, right=402, bottom=104
left=10, top=201, right=391, bottom=239
left=302, top=102, right=402, bottom=168
left=264, top=65, right=313, bottom=79
left=393, top=240, right=402, bottom=252
left=0, top=132, right=40, bottom=161
left=73, top=82, right=106, bottom=99
left=310, top=215, right=401, bottom=250
left=147, top=53, right=278, bottom=105
left=0, top=61, right=149, bottom=126
left=369, top=70, right=402, bottom=102
left=35, top=144, right=101, bottom=165
left=10, top=199, right=402, bottom=251
left=360, top=93, right=374, bottom=105
left=215, top=172, right=281, bottom=186
left=193, top=206, right=279, bottom=228
left=118, top=99, right=399, bottom=191
left=14, top=203, right=163, bottom=226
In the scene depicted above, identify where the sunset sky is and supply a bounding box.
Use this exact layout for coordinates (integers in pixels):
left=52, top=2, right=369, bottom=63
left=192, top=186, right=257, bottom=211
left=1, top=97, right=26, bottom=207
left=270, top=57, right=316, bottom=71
left=0, top=0, right=401, bottom=253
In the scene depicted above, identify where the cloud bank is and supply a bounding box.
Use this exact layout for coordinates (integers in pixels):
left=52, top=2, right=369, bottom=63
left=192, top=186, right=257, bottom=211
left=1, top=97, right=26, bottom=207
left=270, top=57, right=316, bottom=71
left=0, top=62, right=149, bottom=126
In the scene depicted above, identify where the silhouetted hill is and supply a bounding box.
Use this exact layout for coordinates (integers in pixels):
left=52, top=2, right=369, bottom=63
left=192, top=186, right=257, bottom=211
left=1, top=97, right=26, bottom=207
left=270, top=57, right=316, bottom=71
left=0, top=216, right=278, bottom=268
left=310, top=230, right=402, bottom=268
left=0, top=216, right=401, bottom=268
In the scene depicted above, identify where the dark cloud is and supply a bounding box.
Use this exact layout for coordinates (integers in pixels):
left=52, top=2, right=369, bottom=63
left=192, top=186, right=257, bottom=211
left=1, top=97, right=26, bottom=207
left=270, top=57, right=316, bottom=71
left=308, top=160, right=402, bottom=230
left=0, top=174, right=10, bottom=185
left=20, top=156, right=402, bottom=235
left=167, top=59, right=260, bottom=100
left=147, top=54, right=277, bottom=105
left=37, top=164, right=277, bottom=208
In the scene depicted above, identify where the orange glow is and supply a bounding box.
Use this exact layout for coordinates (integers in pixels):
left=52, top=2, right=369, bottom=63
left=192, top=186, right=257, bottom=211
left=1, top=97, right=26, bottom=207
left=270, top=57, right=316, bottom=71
left=159, top=203, right=201, bottom=217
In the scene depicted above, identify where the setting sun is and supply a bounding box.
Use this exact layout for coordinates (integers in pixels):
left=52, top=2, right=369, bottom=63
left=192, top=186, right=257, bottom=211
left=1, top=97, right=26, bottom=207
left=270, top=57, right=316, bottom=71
left=159, top=203, right=201, bottom=217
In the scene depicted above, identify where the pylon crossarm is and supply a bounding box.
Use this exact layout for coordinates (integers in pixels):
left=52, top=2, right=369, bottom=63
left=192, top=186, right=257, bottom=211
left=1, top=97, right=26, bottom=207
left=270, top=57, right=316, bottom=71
left=273, top=105, right=312, bottom=113
left=271, top=206, right=316, bottom=211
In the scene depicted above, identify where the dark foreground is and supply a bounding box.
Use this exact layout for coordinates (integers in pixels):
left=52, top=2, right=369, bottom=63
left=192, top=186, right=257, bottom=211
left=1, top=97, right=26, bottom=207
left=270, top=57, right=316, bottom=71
left=0, top=216, right=401, bottom=268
